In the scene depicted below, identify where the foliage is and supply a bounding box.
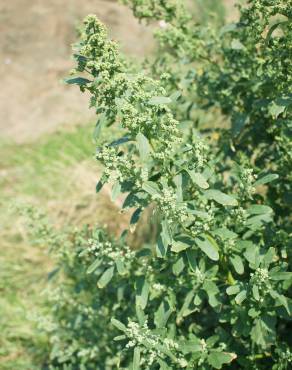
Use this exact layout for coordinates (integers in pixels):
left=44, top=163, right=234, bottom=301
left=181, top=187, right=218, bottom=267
left=36, top=1, right=292, bottom=369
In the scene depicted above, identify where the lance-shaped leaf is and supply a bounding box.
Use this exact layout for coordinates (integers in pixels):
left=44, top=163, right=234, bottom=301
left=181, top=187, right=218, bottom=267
left=195, top=235, right=219, bottom=261
left=148, top=96, right=172, bottom=105
left=136, top=132, right=151, bottom=161
left=135, top=277, right=150, bottom=309
left=87, top=258, right=102, bottom=274
left=64, top=77, right=91, bottom=85
left=97, top=266, right=115, bottom=288
left=132, top=347, right=141, bottom=370
left=204, top=189, right=238, bottom=206
left=154, top=300, right=173, bottom=328
left=255, top=173, right=279, bottom=186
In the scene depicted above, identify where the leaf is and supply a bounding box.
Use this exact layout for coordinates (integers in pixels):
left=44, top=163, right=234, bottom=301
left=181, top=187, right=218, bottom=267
left=109, top=136, right=131, bottom=147
left=255, top=173, right=279, bottom=186
left=204, top=189, right=238, bottom=206
left=212, top=228, right=237, bottom=240
left=235, top=290, right=247, bottom=304
left=208, top=351, right=237, bottom=369
left=116, top=259, right=127, bottom=275
left=270, top=290, right=290, bottom=315
left=142, top=181, right=160, bottom=196
left=136, top=277, right=150, bottom=310
left=269, top=101, right=286, bottom=118
left=244, top=244, right=260, bottom=268
left=187, top=170, right=209, bottom=189
left=171, top=240, right=190, bottom=253
left=93, top=114, right=107, bottom=140
left=161, top=220, right=172, bottom=246
left=156, top=234, right=167, bottom=258
left=231, top=39, right=244, bottom=50
left=87, top=258, right=102, bottom=274
left=64, top=77, right=91, bottom=85
left=172, top=256, right=185, bottom=276
left=97, top=266, right=115, bottom=288
left=130, top=208, right=143, bottom=233
left=111, top=182, right=121, bottom=202
left=195, top=235, right=219, bottom=261
left=252, top=285, right=260, bottom=301
left=148, top=96, right=172, bottom=105
left=247, top=205, right=273, bottom=215
left=136, top=132, right=151, bottom=161
left=226, top=285, right=240, bottom=295
left=230, top=255, right=244, bottom=275
left=154, top=300, right=173, bottom=328
left=186, top=249, right=197, bottom=271
left=132, top=347, right=140, bottom=370
left=111, top=318, right=127, bottom=332
left=231, top=113, right=249, bottom=137
left=96, top=179, right=104, bottom=193
left=269, top=271, right=292, bottom=281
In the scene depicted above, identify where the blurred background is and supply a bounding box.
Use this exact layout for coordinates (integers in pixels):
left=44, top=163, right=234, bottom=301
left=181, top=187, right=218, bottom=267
left=0, top=1, right=236, bottom=368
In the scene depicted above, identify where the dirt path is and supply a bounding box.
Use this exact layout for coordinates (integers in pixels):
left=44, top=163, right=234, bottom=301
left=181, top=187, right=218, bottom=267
left=0, top=0, right=153, bottom=143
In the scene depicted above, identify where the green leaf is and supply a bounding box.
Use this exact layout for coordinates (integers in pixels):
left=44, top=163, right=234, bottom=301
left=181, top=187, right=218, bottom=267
left=247, top=205, right=273, bottom=215
left=136, top=132, right=151, bottom=161
left=269, top=271, right=292, bottom=281
left=235, top=290, right=247, bottom=304
left=269, top=101, right=286, bottom=118
left=96, top=179, right=104, bottom=193
left=161, top=220, right=172, bottom=245
left=132, top=347, right=140, bottom=370
left=231, top=39, right=244, bottom=50
left=171, top=240, right=190, bottom=253
left=231, top=113, right=249, bottom=137
left=195, top=235, right=219, bottom=261
left=172, top=256, right=185, bottom=276
left=65, top=77, right=91, bottom=85
left=230, top=255, right=244, bottom=275
left=187, top=170, right=209, bottom=189
left=116, top=259, right=127, bottom=275
left=136, top=277, right=150, bottom=309
left=156, top=234, right=167, bottom=258
left=111, top=318, right=127, bottom=332
left=87, top=258, right=102, bottom=274
left=212, top=228, right=237, bottom=240
left=226, top=285, right=240, bottom=295
left=208, top=351, right=237, bottom=369
left=111, top=182, right=121, bottom=202
left=148, top=96, right=172, bottom=105
left=109, top=136, right=131, bottom=147
left=186, top=249, right=197, bottom=271
left=130, top=208, right=142, bottom=232
left=93, top=113, right=107, bottom=140
left=142, top=181, right=160, bottom=196
left=252, top=285, right=260, bottom=301
left=154, top=300, right=173, bottom=328
left=97, top=266, right=115, bottom=288
left=204, top=190, right=238, bottom=206
left=255, top=173, right=279, bottom=186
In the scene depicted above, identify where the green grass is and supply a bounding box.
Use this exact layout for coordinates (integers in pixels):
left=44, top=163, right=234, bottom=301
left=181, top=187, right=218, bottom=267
left=0, top=122, right=119, bottom=369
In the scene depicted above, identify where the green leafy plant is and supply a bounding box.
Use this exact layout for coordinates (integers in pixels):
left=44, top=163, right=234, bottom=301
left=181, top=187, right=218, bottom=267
left=35, top=1, right=291, bottom=369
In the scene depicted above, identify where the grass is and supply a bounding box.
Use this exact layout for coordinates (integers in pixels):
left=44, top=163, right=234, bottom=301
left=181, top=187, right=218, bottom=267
left=0, top=122, right=123, bottom=369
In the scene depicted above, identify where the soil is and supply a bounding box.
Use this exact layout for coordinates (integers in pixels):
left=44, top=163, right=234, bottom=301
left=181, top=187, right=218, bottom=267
left=0, top=0, right=237, bottom=143
left=0, top=0, right=154, bottom=143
